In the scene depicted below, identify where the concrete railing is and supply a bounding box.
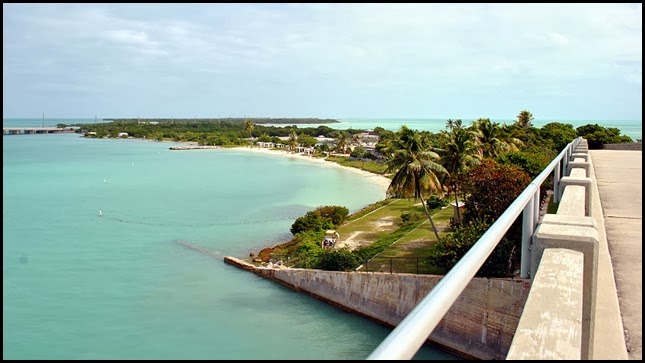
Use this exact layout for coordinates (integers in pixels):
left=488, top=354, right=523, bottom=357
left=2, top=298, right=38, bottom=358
left=506, top=248, right=584, bottom=359
left=603, top=142, right=642, bottom=151
left=508, top=138, right=599, bottom=360
left=366, top=138, right=584, bottom=360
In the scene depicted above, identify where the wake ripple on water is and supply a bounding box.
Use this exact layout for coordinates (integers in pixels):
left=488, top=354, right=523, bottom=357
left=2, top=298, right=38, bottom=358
left=98, top=211, right=300, bottom=228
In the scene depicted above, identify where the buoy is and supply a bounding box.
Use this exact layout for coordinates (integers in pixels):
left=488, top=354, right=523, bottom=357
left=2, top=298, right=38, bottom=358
left=99, top=210, right=103, bottom=217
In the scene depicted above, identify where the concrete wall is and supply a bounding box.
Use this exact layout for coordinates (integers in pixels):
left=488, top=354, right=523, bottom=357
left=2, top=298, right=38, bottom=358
left=225, top=257, right=530, bottom=360
left=603, top=143, right=642, bottom=151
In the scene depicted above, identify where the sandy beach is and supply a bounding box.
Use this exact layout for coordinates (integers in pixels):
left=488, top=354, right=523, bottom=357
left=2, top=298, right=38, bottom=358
left=228, top=146, right=392, bottom=192
left=128, top=137, right=392, bottom=192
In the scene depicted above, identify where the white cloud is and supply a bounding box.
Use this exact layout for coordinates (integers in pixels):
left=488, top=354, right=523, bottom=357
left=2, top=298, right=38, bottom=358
left=2, top=3, right=642, bottom=119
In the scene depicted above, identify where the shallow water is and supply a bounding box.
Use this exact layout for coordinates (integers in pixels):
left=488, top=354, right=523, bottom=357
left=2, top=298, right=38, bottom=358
left=2, top=133, right=458, bottom=360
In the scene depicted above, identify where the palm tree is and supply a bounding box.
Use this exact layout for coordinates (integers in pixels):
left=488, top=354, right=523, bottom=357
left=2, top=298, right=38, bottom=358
left=333, top=131, right=350, bottom=154
left=445, top=118, right=463, bottom=130
left=472, top=118, right=508, bottom=158
left=437, top=123, right=480, bottom=221
left=244, top=120, right=255, bottom=145
left=516, top=110, right=534, bottom=129
left=288, top=129, right=298, bottom=152
left=385, top=125, right=447, bottom=242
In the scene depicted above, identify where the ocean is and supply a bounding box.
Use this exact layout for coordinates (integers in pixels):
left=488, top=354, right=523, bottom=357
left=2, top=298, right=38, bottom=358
left=2, top=124, right=458, bottom=360
left=3, top=116, right=640, bottom=359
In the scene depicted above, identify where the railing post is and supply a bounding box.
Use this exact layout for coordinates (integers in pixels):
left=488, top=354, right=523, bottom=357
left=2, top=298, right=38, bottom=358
left=554, top=159, right=561, bottom=203
left=521, top=193, right=535, bottom=278
left=534, top=187, right=540, bottom=220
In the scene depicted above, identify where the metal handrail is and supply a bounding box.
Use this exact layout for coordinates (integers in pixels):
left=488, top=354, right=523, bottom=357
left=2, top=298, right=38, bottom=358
left=367, top=137, right=582, bottom=360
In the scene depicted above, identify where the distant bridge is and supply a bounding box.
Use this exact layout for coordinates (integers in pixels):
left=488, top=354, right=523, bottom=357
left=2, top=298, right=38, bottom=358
left=3, top=127, right=78, bottom=135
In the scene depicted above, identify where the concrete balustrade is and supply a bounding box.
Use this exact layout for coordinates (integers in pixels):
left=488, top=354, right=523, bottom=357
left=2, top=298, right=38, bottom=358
left=570, top=152, right=589, bottom=162
left=508, top=138, right=599, bottom=360
left=530, top=220, right=599, bottom=360
left=559, top=174, right=593, bottom=217
left=567, top=160, right=591, bottom=177
left=575, top=147, right=589, bottom=153
left=507, top=248, right=584, bottom=360
left=557, top=186, right=587, bottom=216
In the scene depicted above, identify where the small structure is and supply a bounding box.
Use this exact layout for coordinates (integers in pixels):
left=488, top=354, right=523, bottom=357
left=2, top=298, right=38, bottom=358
left=450, top=201, right=466, bottom=223
left=321, top=230, right=340, bottom=249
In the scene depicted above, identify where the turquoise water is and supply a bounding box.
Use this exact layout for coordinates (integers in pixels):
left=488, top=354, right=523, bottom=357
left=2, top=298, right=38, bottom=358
left=2, top=132, right=458, bottom=360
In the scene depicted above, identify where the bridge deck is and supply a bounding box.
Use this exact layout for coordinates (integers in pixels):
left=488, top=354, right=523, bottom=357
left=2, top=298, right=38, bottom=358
left=591, top=150, right=642, bottom=360
left=3, top=127, right=76, bottom=135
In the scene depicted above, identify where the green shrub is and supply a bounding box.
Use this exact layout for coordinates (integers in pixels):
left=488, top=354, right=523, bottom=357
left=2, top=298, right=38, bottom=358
left=400, top=211, right=424, bottom=225
left=428, top=219, right=519, bottom=277
left=316, top=248, right=362, bottom=271
left=461, top=159, right=531, bottom=224
left=289, top=230, right=325, bottom=268
left=577, top=124, right=633, bottom=149
left=496, top=151, right=551, bottom=180
left=426, top=195, right=450, bottom=209
left=290, top=205, right=349, bottom=235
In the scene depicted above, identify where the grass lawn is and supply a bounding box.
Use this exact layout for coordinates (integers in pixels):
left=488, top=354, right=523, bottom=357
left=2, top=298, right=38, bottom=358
left=358, top=205, right=455, bottom=275
left=325, top=156, right=389, bottom=175
left=335, top=199, right=423, bottom=249
left=263, top=197, right=456, bottom=275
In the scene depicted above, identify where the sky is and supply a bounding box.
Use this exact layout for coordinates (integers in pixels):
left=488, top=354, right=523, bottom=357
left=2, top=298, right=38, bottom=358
left=2, top=3, right=642, bottom=121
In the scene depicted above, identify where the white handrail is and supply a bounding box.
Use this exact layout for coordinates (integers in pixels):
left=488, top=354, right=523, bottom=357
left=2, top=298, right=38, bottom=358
left=367, top=137, right=582, bottom=360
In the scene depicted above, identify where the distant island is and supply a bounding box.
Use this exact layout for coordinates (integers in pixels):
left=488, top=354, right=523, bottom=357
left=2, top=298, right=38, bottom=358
left=102, top=117, right=341, bottom=124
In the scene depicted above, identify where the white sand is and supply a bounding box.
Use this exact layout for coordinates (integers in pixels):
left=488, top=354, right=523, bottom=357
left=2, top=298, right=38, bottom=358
left=229, top=147, right=393, bottom=251
left=229, top=146, right=392, bottom=192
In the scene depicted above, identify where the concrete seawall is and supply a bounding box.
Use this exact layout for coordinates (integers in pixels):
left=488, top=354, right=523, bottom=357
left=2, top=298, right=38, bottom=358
left=224, top=257, right=530, bottom=359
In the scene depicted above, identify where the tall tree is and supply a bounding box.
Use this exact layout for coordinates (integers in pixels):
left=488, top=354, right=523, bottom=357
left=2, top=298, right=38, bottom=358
left=473, top=118, right=509, bottom=158
left=438, top=121, right=480, bottom=221
left=515, top=110, right=534, bottom=129
left=244, top=120, right=255, bottom=144
left=385, top=126, right=447, bottom=241
left=333, top=131, right=350, bottom=154
left=288, top=129, right=298, bottom=152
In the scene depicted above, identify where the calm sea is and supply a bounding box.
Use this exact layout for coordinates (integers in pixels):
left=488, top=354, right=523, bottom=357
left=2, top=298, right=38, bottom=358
left=2, top=122, right=458, bottom=360
left=3, top=116, right=640, bottom=359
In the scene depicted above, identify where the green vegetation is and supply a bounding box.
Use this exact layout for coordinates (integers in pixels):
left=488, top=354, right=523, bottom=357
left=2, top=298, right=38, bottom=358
left=325, top=156, right=389, bottom=175
left=576, top=124, right=633, bottom=149
left=80, top=111, right=633, bottom=277
left=290, top=206, right=349, bottom=235
left=103, top=117, right=341, bottom=124
left=72, top=119, right=365, bottom=147
left=381, top=125, right=448, bottom=242
left=263, top=111, right=636, bottom=277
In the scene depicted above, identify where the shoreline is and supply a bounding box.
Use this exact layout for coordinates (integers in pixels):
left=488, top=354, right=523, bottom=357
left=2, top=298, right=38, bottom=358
left=85, top=136, right=392, bottom=192
left=227, top=146, right=392, bottom=192
left=84, top=135, right=392, bottom=191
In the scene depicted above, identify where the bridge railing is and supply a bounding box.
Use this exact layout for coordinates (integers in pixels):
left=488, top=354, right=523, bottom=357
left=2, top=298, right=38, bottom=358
left=366, top=137, right=583, bottom=360
left=508, top=138, right=598, bottom=360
